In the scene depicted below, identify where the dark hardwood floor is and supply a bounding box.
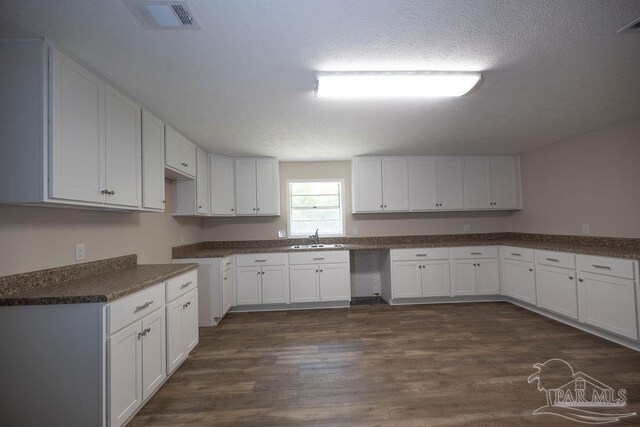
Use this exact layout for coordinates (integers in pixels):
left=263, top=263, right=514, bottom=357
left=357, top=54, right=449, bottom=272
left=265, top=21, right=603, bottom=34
left=130, top=302, right=640, bottom=426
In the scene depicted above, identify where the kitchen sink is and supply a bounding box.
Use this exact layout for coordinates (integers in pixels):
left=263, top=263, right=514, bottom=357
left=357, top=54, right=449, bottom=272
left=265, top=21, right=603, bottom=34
left=289, top=243, right=346, bottom=249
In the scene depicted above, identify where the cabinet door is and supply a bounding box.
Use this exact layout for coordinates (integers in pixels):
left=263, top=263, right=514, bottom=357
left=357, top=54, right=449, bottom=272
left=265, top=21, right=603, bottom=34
left=392, top=261, right=422, bottom=298
left=164, top=125, right=182, bottom=172
left=421, top=260, right=451, bottom=297
left=490, top=156, right=518, bottom=209
left=210, top=155, right=235, bottom=215
left=319, top=263, right=350, bottom=301
left=261, top=266, right=288, bottom=304
left=180, top=138, right=196, bottom=177
left=222, top=268, right=234, bottom=314
left=409, top=157, right=437, bottom=211
left=352, top=157, right=383, bottom=212
left=578, top=274, right=638, bottom=340
left=234, top=159, right=257, bottom=215
left=476, top=259, right=500, bottom=295
left=463, top=157, right=492, bottom=209
left=166, top=299, right=185, bottom=374
left=141, top=309, right=166, bottom=401
left=141, top=110, right=165, bottom=210
left=108, top=321, right=142, bottom=427
left=50, top=48, right=106, bottom=203
left=381, top=157, right=409, bottom=211
left=436, top=157, right=464, bottom=210
left=256, top=158, right=280, bottom=215
left=105, top=86, right=142, bottom=207
left=502, top=260, right=536, bottom=304
left=536, top=266, right=578, bottom=319
left=289, top=265, right=320, bottom=303
left=451, top=260, right=476, bottom=296
left=182, top=290, right=199, bottom=353
left=195, top=147, right=209, bottom=215
left=236, top=267, right=262, bottom=305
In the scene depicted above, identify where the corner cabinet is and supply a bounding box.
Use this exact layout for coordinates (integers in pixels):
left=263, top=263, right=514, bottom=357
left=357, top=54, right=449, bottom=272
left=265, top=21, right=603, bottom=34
left=0, top=40, right=144, bottom=210
left=235, top=158, right=280, bottom=216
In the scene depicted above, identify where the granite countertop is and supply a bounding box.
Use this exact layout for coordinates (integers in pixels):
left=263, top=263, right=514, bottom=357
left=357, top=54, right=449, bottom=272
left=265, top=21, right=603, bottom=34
left=0, top=263, right=198, bottom=306
left=173, top=237, right=640, bottom=261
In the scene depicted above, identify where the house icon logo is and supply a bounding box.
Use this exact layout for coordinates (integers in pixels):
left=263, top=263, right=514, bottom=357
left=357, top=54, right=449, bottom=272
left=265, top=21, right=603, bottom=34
left=528, top=358, right=637, bottom=424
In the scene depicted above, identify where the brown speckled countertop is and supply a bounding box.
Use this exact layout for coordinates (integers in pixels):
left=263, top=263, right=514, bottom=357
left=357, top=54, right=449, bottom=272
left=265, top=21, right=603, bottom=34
left=173, top=233, right=640, bottom=261
left=0, top=256, right=198, bottom=306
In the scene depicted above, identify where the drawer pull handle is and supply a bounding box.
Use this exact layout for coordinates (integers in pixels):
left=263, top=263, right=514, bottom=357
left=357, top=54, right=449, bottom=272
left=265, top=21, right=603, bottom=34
left=183, top=301, right=191, bottom=309
left=313, top=257, right=325, bottom=260
left=510, top=253, right=521, bottom=256
left=592, top=264, right=612, bottom=270
left=416, top=254, right=427, bottom=257
left=255, top=259, right=267, bottom=262
left=545, top=258, right=559, bottom=262
left=471, top=252, right=482, bottom=255
left=135, top=301, right=153, bottom=312
left=225, top=262, right=232, bottom=266
left=181, top=281, right=192, bottom=289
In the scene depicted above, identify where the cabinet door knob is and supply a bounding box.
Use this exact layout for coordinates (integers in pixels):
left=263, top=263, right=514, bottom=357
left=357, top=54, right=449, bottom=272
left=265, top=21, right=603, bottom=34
left=231, top=208, right=234, bottom=212
left=578, top=278, right=584, bottom=282
left=569, top=276, right=574, bottom=280
left=162, top=200, right=166, bottom=204
left=528, top=268, right=533, bottom=272
left=418, top=265, right=422, bottom=269
left=383, top=205, right=387, bottom=208
left=320, top=269, right=323, bottom=272
left=380, top=205, right=383, bottom=208
left=261, top=271, right=265, bottom=275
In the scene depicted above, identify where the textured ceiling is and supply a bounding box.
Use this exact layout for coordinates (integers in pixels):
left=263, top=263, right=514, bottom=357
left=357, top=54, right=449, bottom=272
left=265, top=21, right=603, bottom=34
left=2, top=0, right=640, bottom=160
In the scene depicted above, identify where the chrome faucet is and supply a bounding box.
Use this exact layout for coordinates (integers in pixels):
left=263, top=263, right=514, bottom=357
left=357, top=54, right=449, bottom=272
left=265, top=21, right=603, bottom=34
left=309, top=229, right=320, bottom=245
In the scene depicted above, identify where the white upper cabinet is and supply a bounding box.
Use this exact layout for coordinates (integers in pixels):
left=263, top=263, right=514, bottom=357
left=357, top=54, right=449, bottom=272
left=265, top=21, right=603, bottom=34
left=210, top=154, right=235, bottom=216
left=105, top=86, right=142, bottom=208
left=195, top=147, right=209, bottom=215
left=352, top=156, right=409, bottom=213
left=409, top=156, right=463, bottom=211
left=141, top=110, right=165, bottom=211
left=234, top=158, right=280, bottom=216
left=165, top=125, right=196, bottom=178
left=50, top=47, right=106, bottom=204
left=464, top=156, right=520, bottom=210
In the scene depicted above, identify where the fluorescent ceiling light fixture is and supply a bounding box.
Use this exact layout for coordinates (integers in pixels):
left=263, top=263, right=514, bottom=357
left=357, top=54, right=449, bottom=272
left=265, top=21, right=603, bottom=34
left=315, top=72, right=482, bottom=98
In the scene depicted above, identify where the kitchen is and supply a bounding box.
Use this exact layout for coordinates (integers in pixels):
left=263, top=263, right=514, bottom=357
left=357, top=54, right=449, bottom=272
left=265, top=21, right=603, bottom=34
left=1, top=1, right=640, bottom=426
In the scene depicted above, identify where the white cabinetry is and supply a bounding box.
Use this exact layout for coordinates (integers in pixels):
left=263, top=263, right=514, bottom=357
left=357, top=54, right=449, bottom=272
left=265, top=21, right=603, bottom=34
left=165, top=125, right=196, bottom=178
left=165, top=271, right=199, bottom=374
left=174, top=147, right=210, bottom=216
left=236, top=253, right=289, bottom=305
left=500, top=247, right=536, bottom=304
left=390, top=248, right=451, bottom=299
left=352, top=156, right=409, bottom=212
left=535, top=250, right=578, bottom=320
left=289, top=251, right=351, bottom=303
left=409, top=157, right=463, bottom=211
left=450, top=247, right=500, bottom=296
left=210, top=154, right=236, bottom=216
left=463, top=156, right=520, bottom=209
left=141, top=110, right=166, bottom=211
left=576, top=255, right=638, bottom=340
left=235, top=158, right=280, bottom=216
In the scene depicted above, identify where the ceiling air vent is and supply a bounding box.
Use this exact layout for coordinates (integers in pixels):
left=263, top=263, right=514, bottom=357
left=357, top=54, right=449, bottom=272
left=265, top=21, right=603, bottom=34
left=618, top=17, right=640, bottom=33
left=124, top=0, right=200, bottom=30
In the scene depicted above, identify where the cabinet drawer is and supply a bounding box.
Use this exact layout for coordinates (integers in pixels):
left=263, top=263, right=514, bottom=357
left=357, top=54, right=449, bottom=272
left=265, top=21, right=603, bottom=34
left=450, top=246, right=498, bottom=259
left=235, top=253, right=288, bottom=267
left=289, top=251, right=349, bottom=265
left=108, top=283, right=165, bottom=335
left=577, top=255, right=635, bottom=280
left=535, top=250, right=575, bottom=269
left=166, top=269, right=198, bottom=302
left=502, top=246, right=535, bottom=263
left=222, top=256, right=235, bottom=271
left=390, top=248, right=449, bottom=261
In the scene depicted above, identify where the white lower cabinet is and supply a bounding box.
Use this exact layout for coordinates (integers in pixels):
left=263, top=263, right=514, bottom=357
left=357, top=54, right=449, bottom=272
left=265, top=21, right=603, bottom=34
left=236, top=264, right=289, bottom=305
left=167, top=288, right=199, bottom=374
left=391, top=260, right=451, bottom=298
left=450, top=258, right=499, bottom=296
left=290, top=265, right=321, bottom=302
left=501, top=259, right=536, bottom=304
left=108, top=320, right=143, bottom=427
left=536, top=264, right=578, bottom=320
left=288, top=251, right=350, bottom=303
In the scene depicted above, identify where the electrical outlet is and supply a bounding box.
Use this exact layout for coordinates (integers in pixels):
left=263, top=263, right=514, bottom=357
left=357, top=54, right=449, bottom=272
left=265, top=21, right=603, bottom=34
left=582, top=224, right=590, bottom=235
left=352, top=226, right=359, bottom=235
left=463, top=224, right=471, bottom=233
left=278, top=230, right=286, bottom=238
left=75, top=243, right=85, bottom=261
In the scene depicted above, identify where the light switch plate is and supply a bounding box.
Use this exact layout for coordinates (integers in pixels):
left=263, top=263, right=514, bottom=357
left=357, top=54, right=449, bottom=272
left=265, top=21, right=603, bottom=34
left=463, top=224, right=471, bottom=233
left=352, top=226, right=359, bottom=235
left=75, top=243, right=86, bottom=261
left=582, top=224, right=590, bottom=235
left=278, top=230, right=286, bottom=238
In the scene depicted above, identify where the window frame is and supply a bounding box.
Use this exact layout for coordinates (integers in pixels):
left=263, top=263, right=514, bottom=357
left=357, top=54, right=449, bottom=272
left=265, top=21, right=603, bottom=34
left=286, top=178, right=346, bottom=238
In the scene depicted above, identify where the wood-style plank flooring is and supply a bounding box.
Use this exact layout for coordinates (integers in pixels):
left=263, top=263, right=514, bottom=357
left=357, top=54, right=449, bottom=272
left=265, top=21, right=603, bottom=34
left=130, top=302, right=640, bottom=426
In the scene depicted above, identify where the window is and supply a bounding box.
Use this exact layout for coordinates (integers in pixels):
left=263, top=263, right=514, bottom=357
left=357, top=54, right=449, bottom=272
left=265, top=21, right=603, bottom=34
left=287, top=180, right=345, bottom=237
